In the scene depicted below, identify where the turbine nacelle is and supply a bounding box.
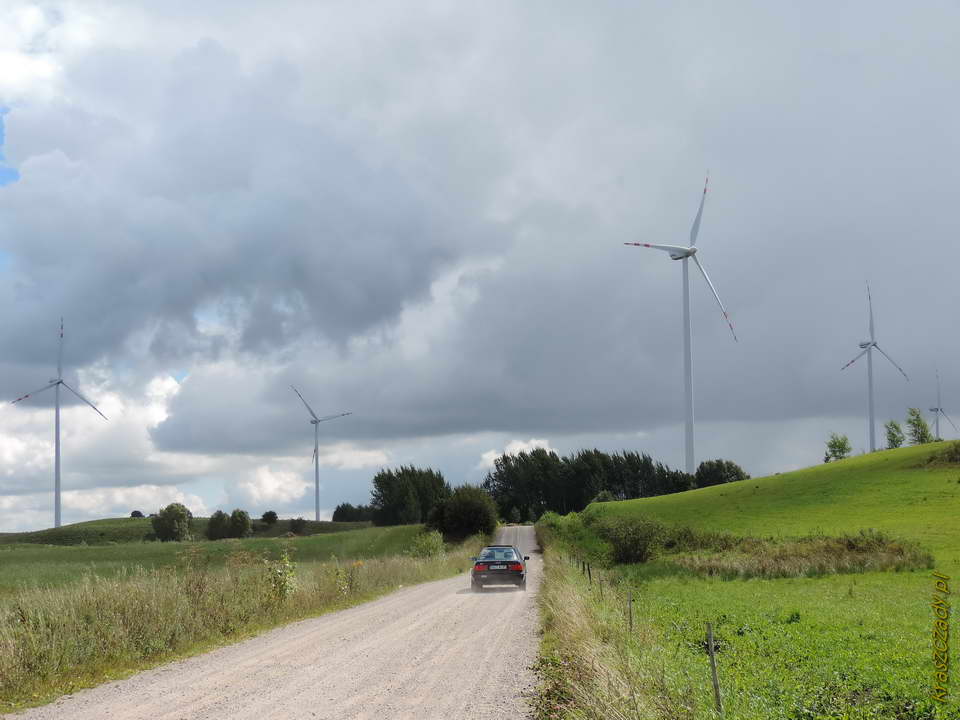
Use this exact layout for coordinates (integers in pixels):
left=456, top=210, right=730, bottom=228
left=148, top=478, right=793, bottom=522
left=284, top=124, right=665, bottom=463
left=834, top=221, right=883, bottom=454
left=858, top=341, right=875, bottom=349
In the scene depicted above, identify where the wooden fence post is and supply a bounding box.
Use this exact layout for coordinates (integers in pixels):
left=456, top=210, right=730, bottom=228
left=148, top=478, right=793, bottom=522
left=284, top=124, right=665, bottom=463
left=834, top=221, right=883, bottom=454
left=587, top=564, right=592, bottom=585
left=706, top=622, right=723, bottom=716
left=627, top=589, right=633, bottom=633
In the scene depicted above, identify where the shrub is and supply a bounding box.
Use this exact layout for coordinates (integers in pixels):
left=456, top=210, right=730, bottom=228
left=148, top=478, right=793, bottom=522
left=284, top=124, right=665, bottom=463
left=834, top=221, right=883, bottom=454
left=594, top=516, right=667, bottom=564
left=261, top=510, right=279, bottom=525
left=906, top=408, right=934, bottom=445
left=229, top=509, right=253, bottom=538
left=434, top=485, right=498, bottom=538
left=289, top=517, right=308, bottom=535
left=591, top=489, right=617, bottom=503
left=206, top=510, right=231, bottom=540
left=825, top=433, right=852, bottom=462
left=151, top=503, right=192, bottom=542
left=695, top=459, right=749, bottom=487
left=407, top=530, right=446, bottom=558
left=130, top=510, right=144, bottom=518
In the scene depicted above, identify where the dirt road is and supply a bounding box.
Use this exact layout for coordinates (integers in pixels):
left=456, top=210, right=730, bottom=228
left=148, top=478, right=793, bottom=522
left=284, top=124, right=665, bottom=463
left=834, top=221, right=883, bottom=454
left=12, top=526, right=540, bottom=720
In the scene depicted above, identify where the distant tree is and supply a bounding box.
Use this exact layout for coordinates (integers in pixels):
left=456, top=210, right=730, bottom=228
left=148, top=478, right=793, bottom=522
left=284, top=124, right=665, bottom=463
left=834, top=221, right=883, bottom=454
left=825, top=433, right=852, bottom=462
left=695, top=459, right=750, bottom=487
left=229, top=509, right=253, bottom=538
left=130, top=510, right=144, bottom=518
left=507, top=506, right=522, bottom=523
left=151, top=503, right=192, bottom=541
left=332, top=503, right=374, bottom=522
left=370, top=467, right=443, bottom=526
left=431, top=485, right=498, bottom=538
left=289, top=517, right=308, bottom=534
left=885, top=420, right=905, bottom=449
left=206, top=510, right=231, bottom=540
left=261, top=510, right=279, bottom=525
left=906, top=408, right=934, bottom=445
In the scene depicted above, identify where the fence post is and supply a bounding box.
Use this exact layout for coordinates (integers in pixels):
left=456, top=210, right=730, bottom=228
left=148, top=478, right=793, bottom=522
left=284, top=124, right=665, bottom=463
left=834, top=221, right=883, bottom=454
left=587, top=564, right=592, bottom=585
left=599, top=578, right=603, bottom=601
left=627, top=589, right=633, bottom=633
left=706, top=622, right=723, bottom=716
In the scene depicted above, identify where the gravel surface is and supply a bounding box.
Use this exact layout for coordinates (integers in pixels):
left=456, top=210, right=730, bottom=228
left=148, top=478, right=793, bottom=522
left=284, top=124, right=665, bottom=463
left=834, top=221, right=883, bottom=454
left=9, top=526, right=541, bottom=720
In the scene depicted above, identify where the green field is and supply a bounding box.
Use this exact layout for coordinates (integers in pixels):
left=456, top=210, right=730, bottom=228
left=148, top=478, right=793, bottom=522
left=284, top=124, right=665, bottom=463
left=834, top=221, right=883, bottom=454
left=0, top=523, right=422, bottom=594
left=537, top=443, right=960, bottom=720
left=0, top=516, right=370, bottom=546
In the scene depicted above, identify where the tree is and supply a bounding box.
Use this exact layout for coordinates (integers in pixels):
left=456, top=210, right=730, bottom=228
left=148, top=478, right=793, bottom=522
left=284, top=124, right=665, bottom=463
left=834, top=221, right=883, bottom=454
left=825, top=433, right=852, bottom=462
left=906, top=408, right=934, bottom=445
left=695, top=459, right=750, bottom=487
left=332, top=503, right=374, bottom=522
left=885, top=420, right=905, bottom=449
left=151, top=503, right=192, bottom=541
left=206, top=510, right=231, bottom=540
left=261, top=510, right=279, bottom=525
left=229, top=509, right=253, bottom=538
left=130, top=510, right=144, bottom=518
left=289, top=517, right=308, bottom=534
left=370, top=468, right=433, bottom=526
left=431, top=485, right=498, bottom=538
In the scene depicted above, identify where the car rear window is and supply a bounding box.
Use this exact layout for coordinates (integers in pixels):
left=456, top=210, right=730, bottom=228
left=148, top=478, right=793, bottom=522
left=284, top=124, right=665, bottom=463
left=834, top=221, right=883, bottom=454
left=479, top=547, right=517, bottom=561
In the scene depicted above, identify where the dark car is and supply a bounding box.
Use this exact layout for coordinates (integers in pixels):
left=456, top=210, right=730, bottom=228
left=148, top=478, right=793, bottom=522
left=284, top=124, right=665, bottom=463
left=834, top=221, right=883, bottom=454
left=470, top=545, right=529, bottom=591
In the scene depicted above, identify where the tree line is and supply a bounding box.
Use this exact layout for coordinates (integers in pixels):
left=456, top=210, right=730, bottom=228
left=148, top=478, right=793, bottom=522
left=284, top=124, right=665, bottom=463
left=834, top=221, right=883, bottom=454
left=825, top=407, right=945, bottom=461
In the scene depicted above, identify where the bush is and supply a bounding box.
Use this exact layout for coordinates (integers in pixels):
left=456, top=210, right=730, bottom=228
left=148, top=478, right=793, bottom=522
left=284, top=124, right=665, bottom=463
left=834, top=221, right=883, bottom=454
left=407, top=530, right=446, bottom=558
left=594, top=516, right=667, bottom=564
left=433, top=485, right=498, bottom=538
left=261, top=511, right=279, bottom=525
left=229, top=509, right=253, bottom=539
left=591, top=489, right=617, bottom=503
left=206, top=510, right=231, bottom=540
left=151, top=503, right=192, bottom=542
left=130, top=510, right=144, bottom=518
left=289, top=517, right=308, bottom=535
left=695, top=459, right=749, bottom=487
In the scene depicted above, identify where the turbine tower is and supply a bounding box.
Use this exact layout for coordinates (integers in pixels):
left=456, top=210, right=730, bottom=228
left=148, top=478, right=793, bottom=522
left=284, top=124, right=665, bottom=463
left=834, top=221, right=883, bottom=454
left=930, top=369, right=957, bottom=440
left=624, top=175, right=738, bottom=474
left=10, top=318, right=108, bottom=528
left=841, top=285, right=908, bottom=451
left=291, top=385, right=351, bottom=522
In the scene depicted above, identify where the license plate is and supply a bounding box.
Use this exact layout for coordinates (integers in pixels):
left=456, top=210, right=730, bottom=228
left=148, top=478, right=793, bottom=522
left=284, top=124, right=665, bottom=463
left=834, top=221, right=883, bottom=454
left=490, top=564, right=506, bottom=570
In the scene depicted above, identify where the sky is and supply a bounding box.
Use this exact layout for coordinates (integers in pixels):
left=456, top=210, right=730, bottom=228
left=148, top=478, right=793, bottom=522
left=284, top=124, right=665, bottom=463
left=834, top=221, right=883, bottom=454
left=1, top=1, right=958, bottom=531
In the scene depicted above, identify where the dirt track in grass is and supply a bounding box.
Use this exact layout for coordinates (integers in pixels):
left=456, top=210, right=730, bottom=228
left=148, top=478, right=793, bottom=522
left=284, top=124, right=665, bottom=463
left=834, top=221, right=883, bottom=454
left=9, top=526, right=540, bottom=720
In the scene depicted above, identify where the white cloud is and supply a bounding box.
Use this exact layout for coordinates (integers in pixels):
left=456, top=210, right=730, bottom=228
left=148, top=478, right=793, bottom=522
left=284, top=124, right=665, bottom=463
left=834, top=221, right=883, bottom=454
left=477, top=437, right=556, bottom=470
left=231, top=465, right=307, bottom=507
left=318, top=443, right=390, bottom=470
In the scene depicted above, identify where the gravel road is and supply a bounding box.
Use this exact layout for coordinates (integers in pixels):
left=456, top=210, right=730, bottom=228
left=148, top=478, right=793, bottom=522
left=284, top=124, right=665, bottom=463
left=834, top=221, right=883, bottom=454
left=10, top=526, right=541, bottom=720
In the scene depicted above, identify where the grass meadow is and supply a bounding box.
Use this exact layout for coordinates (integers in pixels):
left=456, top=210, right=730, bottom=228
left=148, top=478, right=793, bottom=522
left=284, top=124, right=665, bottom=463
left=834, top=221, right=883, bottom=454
left=0, top=524, right=481, bottom=712
left=535, top=443, right=960, bottom=720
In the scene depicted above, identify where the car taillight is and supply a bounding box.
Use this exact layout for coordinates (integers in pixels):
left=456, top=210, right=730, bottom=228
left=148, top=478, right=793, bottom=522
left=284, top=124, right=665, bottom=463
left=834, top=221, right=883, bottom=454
left=474, top=563, right=488, bottom=571
left=509, top=563, right=524, bottom=571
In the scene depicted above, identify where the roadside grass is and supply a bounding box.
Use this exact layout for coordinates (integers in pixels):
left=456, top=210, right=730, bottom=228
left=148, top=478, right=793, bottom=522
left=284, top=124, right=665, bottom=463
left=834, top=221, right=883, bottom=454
left=0, top=524, right=425, bottom=594
left=534, top=444, right=960, bottom=719
left=0, top=533, right=483, bottom=712
left=0, top=516, right=369, bottom=547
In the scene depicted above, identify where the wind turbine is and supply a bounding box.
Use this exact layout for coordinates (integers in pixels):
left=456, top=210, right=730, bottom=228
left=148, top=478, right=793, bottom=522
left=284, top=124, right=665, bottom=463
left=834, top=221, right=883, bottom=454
left=841, top=285, right=908, bottom=451
left=10, top=319, right=108, bottom=528
left=290, top=385, right=351, bottom=522
left=624, top=175, right=738, bottom=474
left=930, top=369, right=957, bottom=441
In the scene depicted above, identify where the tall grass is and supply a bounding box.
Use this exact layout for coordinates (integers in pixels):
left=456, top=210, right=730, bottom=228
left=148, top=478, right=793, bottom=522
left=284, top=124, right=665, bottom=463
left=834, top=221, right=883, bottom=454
left=0, top=537, right=480, bottom=710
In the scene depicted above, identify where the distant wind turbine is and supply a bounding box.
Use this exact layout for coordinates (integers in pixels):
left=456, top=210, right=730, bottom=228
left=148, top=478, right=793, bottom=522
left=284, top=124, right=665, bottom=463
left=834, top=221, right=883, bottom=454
left=930, top=369, right=957, bottom=440
left=624, top=175, right=738, bottom=475
left=841, top=285, right=908, bottom=452
left=290, top=385, right=351, bottom=522
left=10, top=319, right=108, bottom=528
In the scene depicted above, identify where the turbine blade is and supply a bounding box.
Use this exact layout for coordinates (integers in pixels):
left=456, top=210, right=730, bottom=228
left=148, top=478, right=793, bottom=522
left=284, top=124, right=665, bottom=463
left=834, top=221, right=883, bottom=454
left=290, top=385, right=320, bottom=421
left=11, top=381, right=59, bottom=405
left=873, top=345, right=909, bottom=381
left=689, top=173, right=709, bottom=247
left=60, top=381, right=108, bottom=420
left=841, top=348, right=869, bottom=371
left=314, top=411, right=352, bottom=423
left=623, top=242, right=690, bottom=257
left=691, top=255, right=737, bottom=341
left=941, top=409, right=959, bottom=433
left=866, top=284, right=875, bottom=341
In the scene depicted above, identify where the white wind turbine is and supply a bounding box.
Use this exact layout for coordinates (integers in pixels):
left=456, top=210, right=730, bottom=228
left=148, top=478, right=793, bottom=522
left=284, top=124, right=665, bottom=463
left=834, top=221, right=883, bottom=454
left=624, top=175, right=738, bottom=474
left=840, top=285, right=909, bottom=451
left=930, top=369, right=957, bottom=441
left=290, top=385, right=351, bottom=522
left=10, top=319, right=108, bottom=528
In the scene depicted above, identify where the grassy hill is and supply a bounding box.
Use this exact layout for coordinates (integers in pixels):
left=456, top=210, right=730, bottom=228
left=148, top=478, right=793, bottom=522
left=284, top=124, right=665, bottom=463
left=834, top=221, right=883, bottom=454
left=538, top=442, right=960, bottom=720
left=0, top=516, right=371, bottom=546
left=0, top=524, right=423, bottom=594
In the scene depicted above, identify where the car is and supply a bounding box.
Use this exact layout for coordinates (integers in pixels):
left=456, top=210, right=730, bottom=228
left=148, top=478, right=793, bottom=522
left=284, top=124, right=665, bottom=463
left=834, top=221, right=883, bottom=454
left=470, top=544, right=529, bottom=591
